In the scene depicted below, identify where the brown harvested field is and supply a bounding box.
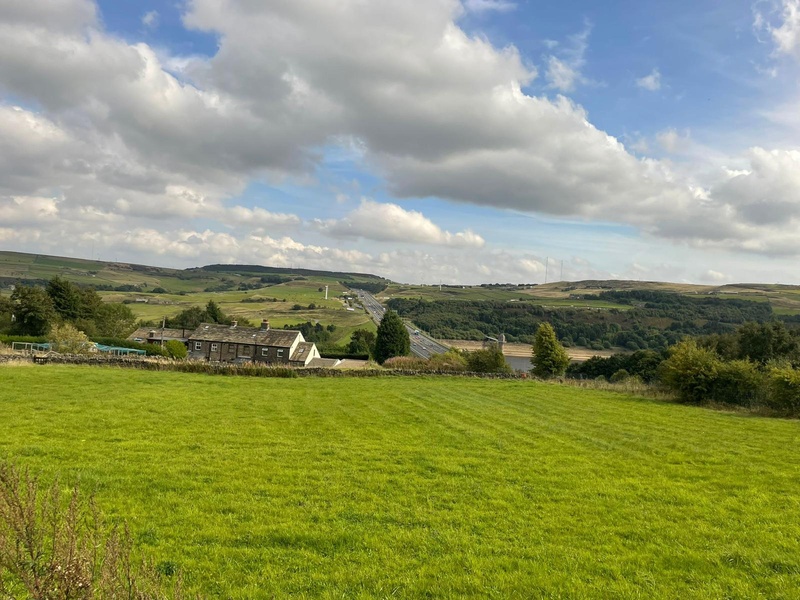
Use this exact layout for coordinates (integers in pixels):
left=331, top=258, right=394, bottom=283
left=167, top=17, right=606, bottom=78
left=441, top=340, right=620, bottom=362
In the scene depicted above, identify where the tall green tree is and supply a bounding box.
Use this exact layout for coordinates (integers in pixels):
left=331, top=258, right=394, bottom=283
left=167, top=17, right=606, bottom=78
left=95, top=303, right=137, bottom=338
left=531, top=322, right=570, bottom=378
left=168, top=306, right=206, bottom=329
left=11, top=285, right=56, bottom=336
left=46, top=276, right=83, bottom=321
left=374, top=310, right=410, bottom=364
left=736, top=321, right=798, bottom=365
left=205, top=300, right=225, bottom=324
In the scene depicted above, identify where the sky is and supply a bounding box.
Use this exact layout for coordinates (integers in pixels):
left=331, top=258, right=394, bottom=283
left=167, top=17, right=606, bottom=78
left=2, top=0, right=800, bottom=284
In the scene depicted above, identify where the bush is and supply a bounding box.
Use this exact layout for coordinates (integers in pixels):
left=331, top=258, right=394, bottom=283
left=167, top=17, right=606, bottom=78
left=165, top=340, right=187, bottom=359
left=767, top=367, right=800, bottom=413
left=383, top=356, right=429, bottom=370
left=466, top=348, right=512, bottom=374
left=659, top=340, right=720, bottom=404
left=382, top=350, right=469, bottom=373
left=428, top=349, right=468, bottom=372
left=48, top=323, right=93, bottom=355
left=610, top=369, right=630, bottom=383
left=710, top=360, right=764, bottom=407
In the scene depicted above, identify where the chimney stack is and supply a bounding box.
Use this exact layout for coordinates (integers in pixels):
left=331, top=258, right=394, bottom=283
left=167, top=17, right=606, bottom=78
left=261, top=319, right=270, bottom=330
left=230, top=320, right=238, bottom=329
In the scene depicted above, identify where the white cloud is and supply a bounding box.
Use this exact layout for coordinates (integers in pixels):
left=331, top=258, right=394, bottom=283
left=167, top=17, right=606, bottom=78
left=636, top=68, right=661, bottom=91
left=0, top=0, right=96, bottom=33
left=544, top=24, right=592, bottom=92
left=463, top=0, right=516, bottom=13
left=703, top=269, right=728, bottom=283
left=656, top=128, right=691, bottom=154
left=142, top=10, right=159, bottom=30
left=315, top=198, right=485, bottom=248
left=0, top=196, right=60, bottom=226
left=3, top=0, right=800, bottom=283
left=755, top=0, right=800, bottom=58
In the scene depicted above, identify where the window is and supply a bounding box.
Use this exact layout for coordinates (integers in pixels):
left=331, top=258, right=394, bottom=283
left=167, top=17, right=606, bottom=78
left=194, top=341, right=202, bottom=351
left=229, top=345, right=235, bottom=353
left=277, top=349, right=284, bottom=358
left=241, top=345, right=251, bottom=356
left=211, top=343, right=218, bottom=351
left=261, top=347, right=269, bottom=356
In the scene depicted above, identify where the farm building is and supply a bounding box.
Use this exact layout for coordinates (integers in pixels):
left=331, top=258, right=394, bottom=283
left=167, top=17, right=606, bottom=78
left=187, top=320, right=321, bottom=367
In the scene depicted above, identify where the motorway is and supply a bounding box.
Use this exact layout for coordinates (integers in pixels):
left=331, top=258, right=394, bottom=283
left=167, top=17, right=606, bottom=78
left=354, top=290, right=449, bottom=359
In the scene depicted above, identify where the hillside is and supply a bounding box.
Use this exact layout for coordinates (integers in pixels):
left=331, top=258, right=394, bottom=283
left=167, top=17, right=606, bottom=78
left=3, top=250, right=800, bottom=351
left=2, top=366, right=799, bottom=598
left=0, top=251, right=387, bottom=343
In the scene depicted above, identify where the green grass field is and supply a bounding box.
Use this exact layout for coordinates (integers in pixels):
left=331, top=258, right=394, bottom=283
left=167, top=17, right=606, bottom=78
left=1, top=366, right=799, bottom=598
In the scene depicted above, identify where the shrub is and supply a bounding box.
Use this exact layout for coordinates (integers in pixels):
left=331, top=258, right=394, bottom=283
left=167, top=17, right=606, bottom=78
left=165, top=340, right=188, bottom=359
left=710, top=360, right=764, bottom=407
left=383, top=356, right=429, bottom=370
left=466, top=348, right=512, bottom=374
left=659, top=340, right=720, bottom=403
left=382, top=350, right=469, bottom=373
left=610, top=369, right=630, bottom=383
left=428, top=349, right=468, bottom=372
left=767, top=367, right=800, bottom=413
left=48, top=323, right=93, bottom=355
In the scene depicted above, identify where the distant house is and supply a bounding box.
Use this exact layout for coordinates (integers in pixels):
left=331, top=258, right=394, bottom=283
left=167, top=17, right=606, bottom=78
left=127, top=327, right=190, bottom=347
left=187, top=320, right=320, bottom=367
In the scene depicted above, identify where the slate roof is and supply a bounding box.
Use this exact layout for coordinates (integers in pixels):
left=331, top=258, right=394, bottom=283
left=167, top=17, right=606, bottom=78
left=188, top=323, right=302, bottom=348
left=306, top=357, right=341, bottom=368
left=128, top=327, right=189, bottom=342
left=290, top=341, right=315, bottom=362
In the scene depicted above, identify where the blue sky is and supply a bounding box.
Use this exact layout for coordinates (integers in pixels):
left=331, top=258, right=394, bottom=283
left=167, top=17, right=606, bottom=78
left=2, top=0, right=800, bottom=284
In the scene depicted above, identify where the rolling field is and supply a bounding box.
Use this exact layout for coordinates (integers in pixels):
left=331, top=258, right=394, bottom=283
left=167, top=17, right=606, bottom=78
left=1, top=367, right=800, bottom=598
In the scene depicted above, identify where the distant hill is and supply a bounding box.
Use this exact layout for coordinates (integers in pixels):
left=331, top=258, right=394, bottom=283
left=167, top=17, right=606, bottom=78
left=200, top=263, right=388, bottom=282
left=0, top=251, right=389, bottom=293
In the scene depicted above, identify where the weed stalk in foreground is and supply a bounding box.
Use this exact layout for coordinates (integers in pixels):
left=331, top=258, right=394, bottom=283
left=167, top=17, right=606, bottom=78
left=0, top=461, right=193, bottom=599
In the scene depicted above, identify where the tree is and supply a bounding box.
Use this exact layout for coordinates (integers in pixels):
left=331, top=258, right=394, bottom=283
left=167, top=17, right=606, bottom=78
left=46, top=276, right=83, bottom=321
left=48, top=323, right=93, bottom=354
left=348, top=329, right=376, bottom=357
left=168, top=306, right=206, bottom=329
left=531, top=322, right=570, bottom=378
left=205, top=300, right=225, bottom=324
left=95, top=303, right=137, bottom=338
left=11, top=285, right=56, bottom=336
left=736, top=321, right=798, bottom=365
left=374, top=310, right=410, bottom=364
